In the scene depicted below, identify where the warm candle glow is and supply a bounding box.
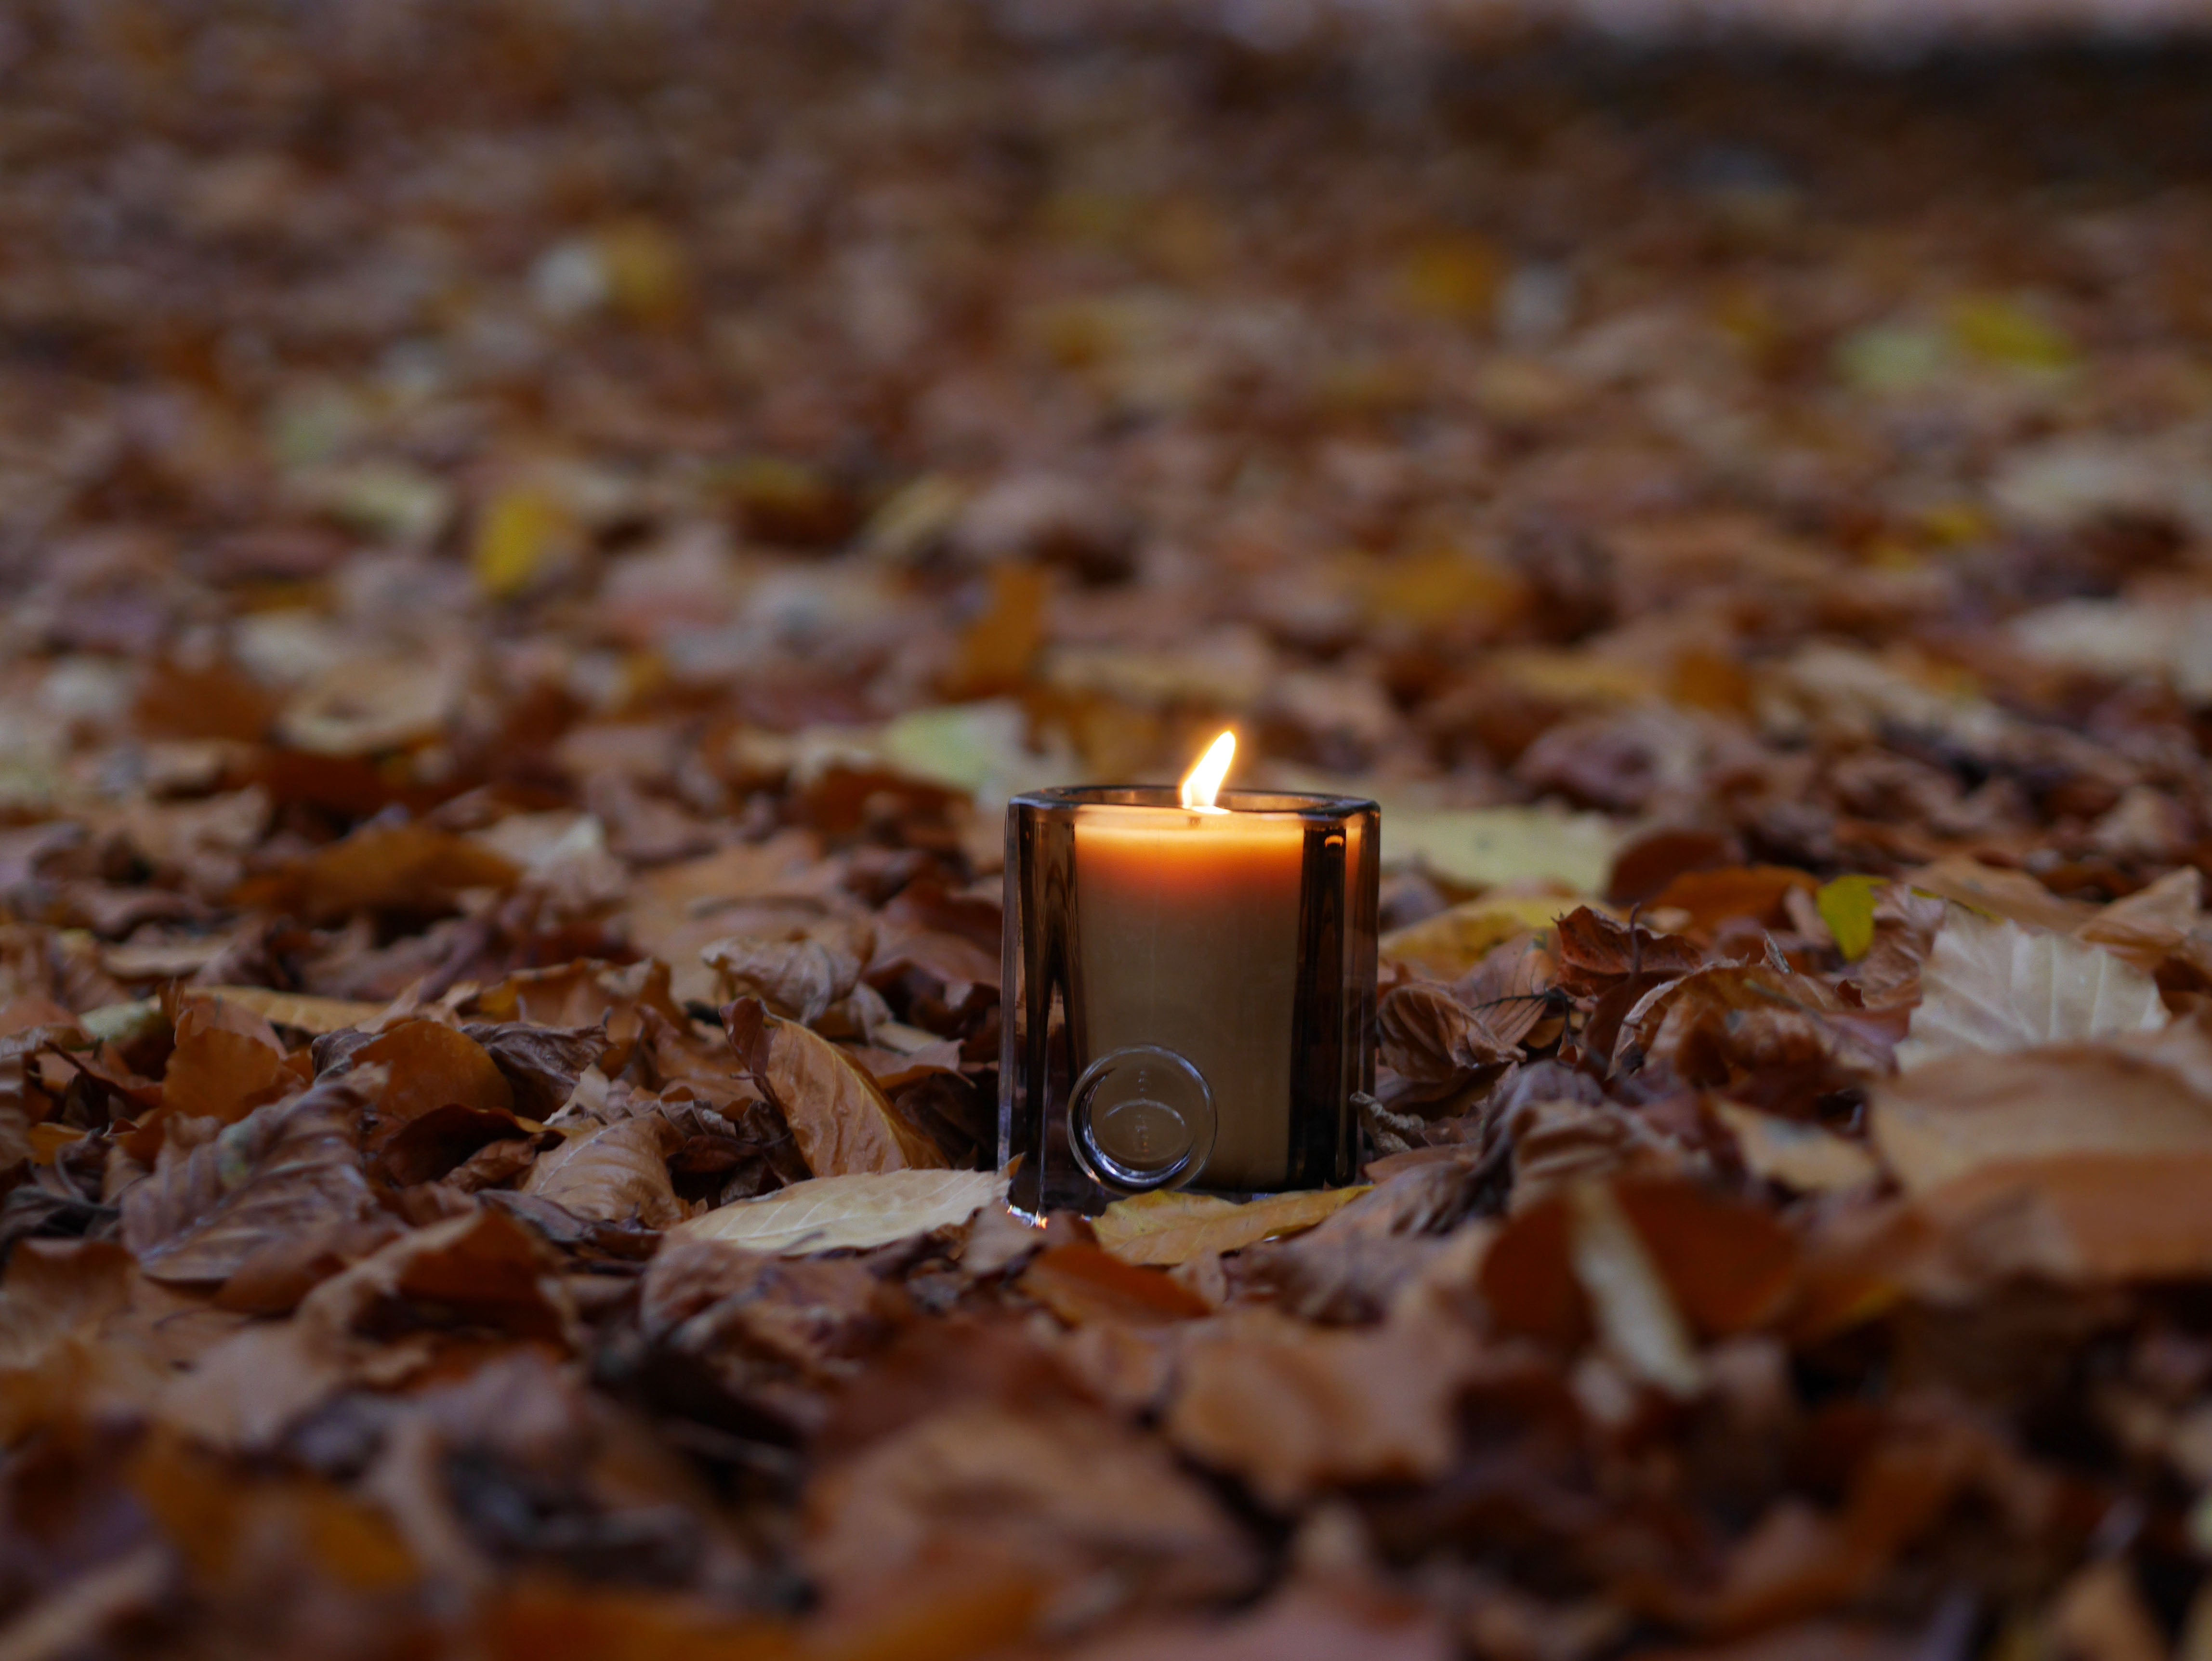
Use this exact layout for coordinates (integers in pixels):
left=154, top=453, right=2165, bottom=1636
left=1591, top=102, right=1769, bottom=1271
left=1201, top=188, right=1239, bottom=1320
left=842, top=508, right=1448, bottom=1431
left=1179, top=730, right=1237, bottom=812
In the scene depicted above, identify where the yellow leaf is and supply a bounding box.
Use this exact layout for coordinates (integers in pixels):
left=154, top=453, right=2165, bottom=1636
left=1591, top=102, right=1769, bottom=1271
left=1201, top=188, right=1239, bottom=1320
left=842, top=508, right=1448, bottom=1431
left=1381, top=894, right=1595, bottom=978
left=1396, top=234, right=1502, bottom=324
left=1095, top=1186, right=1369, bottom=1267
left=597, top=217, right=692, bottom=327
left=1360, top=549, right=1528, bottom=634
left=1816, top=874, right=1884, bottom=961
left=472, top=487, right=570, bottom=601
left=1949, top=293, right=2076, bottom=373
left=1384, top=804, right=1622, bottom=895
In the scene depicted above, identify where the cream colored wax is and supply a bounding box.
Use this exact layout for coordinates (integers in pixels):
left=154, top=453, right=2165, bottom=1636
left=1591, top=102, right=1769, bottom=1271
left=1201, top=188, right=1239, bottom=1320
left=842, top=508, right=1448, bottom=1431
left=1072, top=806, right=1305, bottom=1190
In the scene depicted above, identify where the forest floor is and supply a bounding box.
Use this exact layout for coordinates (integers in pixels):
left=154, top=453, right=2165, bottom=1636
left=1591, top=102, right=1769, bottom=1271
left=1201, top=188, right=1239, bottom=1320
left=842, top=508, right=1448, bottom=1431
left=5, top=6, right=2212, bottom=1659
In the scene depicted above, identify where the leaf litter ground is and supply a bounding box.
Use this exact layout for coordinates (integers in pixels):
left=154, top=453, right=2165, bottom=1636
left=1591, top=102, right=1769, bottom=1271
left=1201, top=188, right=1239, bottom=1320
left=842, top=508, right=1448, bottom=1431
left=5, top=8, right=2212, bottom=1660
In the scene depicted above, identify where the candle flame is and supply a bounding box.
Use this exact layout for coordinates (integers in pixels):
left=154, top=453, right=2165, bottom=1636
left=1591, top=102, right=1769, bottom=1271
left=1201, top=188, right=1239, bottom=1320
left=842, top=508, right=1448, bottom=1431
left=1179, top=730, right=1237, bottom=812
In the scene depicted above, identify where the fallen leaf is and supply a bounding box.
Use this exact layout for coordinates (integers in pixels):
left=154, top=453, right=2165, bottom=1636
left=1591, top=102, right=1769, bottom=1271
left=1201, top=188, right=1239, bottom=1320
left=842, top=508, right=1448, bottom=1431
left=1567, top=1179, right=1704, bottom=1397
left=1625, top=964, right=1902, bottom=1083
left=1872, top=1043, right=2212, bottom=1195
left=1715, top=1101, right=1879, bottom=1193
left=161, top=992, right=290, bottom=1123
left=1896, top=910, right=2169, bottom=1069
left=1380, top=893, right=1590, bottom=978
left=1022, top=1242, right=1213, bottom=1324
left=206, top=985, right=386, bottom=1035
left=1905, top=855, right=2094, bottom=934
left=1917, top=1152, right=2212, bottom=1283
left=1384, top=805, right=1623, bottom=894
left=1817, top=875, right=1884, bottom=962
left=525, top=1114, right=685, bottom=1228
left=1381, top=982, right=1525, bottom=1081
left=123, top=1069, right=386, bottom=1289
left=1165, top=1307, right=1480, bottom=1507
left=1095, top=1187, right=1372, bottom=1268
left=679, top=1169, right=1007, bottom=1255
left=462, top=1021, right=612, bottom=1118
left=352, top=1019, right=516, bottom=1152
left=703, top=916, right=872, bottom=1026
left=1650, top=866, right=1817, bottom=932
left=725, top=997, right=947, bottom=1176
left=807, top=1401, right=1258, bottom=1616
left=234, top=820, right=519, bottom=923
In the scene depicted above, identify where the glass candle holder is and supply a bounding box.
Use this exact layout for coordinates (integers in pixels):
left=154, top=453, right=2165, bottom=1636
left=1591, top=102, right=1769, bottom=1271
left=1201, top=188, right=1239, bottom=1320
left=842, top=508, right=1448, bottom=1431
left=1000, top=786, right=1380, bottom=1219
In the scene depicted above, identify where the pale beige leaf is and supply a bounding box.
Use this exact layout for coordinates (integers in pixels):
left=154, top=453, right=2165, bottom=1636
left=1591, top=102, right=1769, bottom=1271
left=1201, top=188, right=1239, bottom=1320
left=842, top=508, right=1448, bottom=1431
left=1713, top=1101, right=1878, bottom=1194
left=1384, top=804, right=1620, bottom=894
left=206, top=985, right=386, bottom=1036
left=677, top=1169, right=1005, bottom=1255
left=1097, top=1186, right=1371, bottom=1268
left=1872, top=1044, right=2212, bottom=1195
left=1895, top=909, right=2168, bottom=1070
left=1567, top=1179, right=1703, bottom=1398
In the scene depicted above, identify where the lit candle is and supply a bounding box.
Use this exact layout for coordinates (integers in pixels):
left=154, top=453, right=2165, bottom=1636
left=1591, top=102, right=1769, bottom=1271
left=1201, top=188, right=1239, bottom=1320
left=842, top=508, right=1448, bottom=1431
left=1001, top=748, right=1377, bottom=1214
left=1070, top=733, right=1307, bottom=1190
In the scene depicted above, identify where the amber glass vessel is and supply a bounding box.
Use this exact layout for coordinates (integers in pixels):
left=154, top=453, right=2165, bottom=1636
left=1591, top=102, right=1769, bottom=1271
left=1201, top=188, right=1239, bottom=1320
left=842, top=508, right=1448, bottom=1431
left=1000, top=786, right=1380, bottom=1219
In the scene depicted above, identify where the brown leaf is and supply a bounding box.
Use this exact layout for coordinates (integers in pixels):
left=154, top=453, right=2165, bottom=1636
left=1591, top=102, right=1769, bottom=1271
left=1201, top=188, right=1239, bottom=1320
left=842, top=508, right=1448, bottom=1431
left=1649, top=865, right=1818, bottom=932
left=524, top=1113, right=685, bottom=1228
left=232, top=818, right=520, bottom=923
left=1064, top=1582, right=1455, bottom=1661
left=1914, top=1152, right=2212, bottom=1282
left=806, top=1402, right=1259, bottom=1615
left=299, top=1206, right=576, bottom=1346
left=122, top=1069, right=385, bottom=1290
left=204, top=985, right=385, bottom=1036
left=1165, top=1307, right=1481, bottom=1507
left=1626, top=965, right=1902, bottom=1084
left=1380, top=983, right=1523, bottom=1083
left=1554, top=907, right=1706, bottom=997
left=1872, top=1042, right=2212, bottom=1195
left=161, top=991, right=290, bottom=1123
left=1021, top=1242, right=1214, bottom=1325
left=1905, top=854, right=2093, bottom=935
left=703, top=914, right=872, bottom=1025
left=380, top=1104, right=540, bottom=1187
left=461, top=1021, right=610, bottom=1118
left=333, top=1018, right=519, bottom=1173
left=724, top=997, right=948, bottom=1176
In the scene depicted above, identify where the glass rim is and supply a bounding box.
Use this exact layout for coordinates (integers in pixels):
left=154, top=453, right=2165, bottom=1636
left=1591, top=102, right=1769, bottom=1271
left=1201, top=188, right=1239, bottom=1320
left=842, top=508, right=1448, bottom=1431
left=1009, top=784, right=1378, bottom=819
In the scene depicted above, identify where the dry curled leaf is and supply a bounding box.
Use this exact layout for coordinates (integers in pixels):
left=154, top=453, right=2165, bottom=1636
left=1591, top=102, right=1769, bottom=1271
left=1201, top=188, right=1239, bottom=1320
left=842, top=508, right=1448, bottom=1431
left=703, top=915, right=873, bottom=1026
left=122, top=1070, right=386, bottom=1291
left=1379, top=983, right=1523, bottom=1083
left=724, top=996, right=947, bottom=1176
left=523, top=1113, right=685, bottom=1228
